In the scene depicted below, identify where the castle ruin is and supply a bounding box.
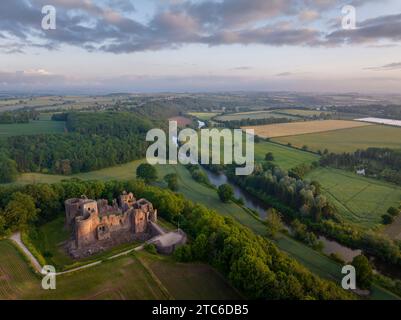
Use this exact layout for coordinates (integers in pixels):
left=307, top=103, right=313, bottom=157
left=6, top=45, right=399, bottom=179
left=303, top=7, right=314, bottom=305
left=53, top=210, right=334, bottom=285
left=65, top=191, right=159, bottom=258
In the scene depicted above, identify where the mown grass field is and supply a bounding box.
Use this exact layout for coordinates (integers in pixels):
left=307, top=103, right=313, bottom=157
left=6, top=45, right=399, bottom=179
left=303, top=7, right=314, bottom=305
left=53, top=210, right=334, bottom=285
left=215, top=110, right=298, bottom=122
left=0, top=119, right=66, bottom=139
left=243, top=120, right=371, bottom=139
left=273, top=125, right=401, bottom=153
left=306, top=167, right=401, bottom=229
left=0, top=240, right=239, bottom=300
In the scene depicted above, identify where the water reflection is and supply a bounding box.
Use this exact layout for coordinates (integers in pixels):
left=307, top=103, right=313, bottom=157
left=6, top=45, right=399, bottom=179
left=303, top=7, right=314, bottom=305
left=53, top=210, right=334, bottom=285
left=205, top=169, right=270, bottom=219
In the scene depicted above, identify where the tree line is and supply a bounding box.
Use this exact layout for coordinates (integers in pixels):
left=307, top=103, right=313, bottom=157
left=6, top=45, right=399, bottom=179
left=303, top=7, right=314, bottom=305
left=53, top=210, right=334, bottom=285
left=320, top=148, right=401, bottom=186
left=0, top=110, right=39, bottom=124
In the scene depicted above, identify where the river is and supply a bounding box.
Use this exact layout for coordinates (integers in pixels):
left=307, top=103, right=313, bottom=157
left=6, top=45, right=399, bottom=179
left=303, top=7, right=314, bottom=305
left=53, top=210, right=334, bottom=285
left=203, top=168, right=361, bottom=262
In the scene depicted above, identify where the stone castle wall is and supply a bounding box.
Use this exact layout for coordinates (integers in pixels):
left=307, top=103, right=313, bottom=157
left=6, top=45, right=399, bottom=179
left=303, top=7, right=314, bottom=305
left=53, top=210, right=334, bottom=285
left=65, top=192, right=158, bottom=257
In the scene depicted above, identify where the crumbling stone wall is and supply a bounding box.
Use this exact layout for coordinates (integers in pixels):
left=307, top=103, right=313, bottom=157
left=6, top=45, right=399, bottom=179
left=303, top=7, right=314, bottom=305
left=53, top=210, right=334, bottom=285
left=65, top=192, right=158, bottom=258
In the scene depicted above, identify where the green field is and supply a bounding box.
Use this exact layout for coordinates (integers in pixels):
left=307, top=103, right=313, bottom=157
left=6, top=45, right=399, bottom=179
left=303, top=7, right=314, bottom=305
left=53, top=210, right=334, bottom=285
left=255, top=141, right=319, bottom=170
left=0, top=240, right=38, bottom=299
left=139, top=253, right=242, bottom=300
left=215, top=110, right=298, bottom=122
left=12, top=160, right=145, bottom=185
left=0, top=240, right=239, bottom=300
left=273, top=125, right=401, bottom=153
left=0, top=119, right=65, bottom=139
left=306, top=167, right=401, bottom=229
left=278, top=109, right=332, bottom=117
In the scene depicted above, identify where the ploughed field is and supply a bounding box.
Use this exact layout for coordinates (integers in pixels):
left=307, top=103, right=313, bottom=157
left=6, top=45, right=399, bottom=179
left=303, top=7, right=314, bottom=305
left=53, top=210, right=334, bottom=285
left=306, top=167, right=401, bottom=229
left=272, top=124, right=401, bottom=153
left=242, top=120, right=371, bottom=139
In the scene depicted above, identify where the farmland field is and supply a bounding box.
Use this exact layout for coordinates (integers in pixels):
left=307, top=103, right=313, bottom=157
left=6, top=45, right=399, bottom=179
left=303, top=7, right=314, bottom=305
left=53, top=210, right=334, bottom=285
left=0, top=119, right=65, bottom=139
left=273, top=125, right=401, bottom=153
left=0, top=240, right=38, bottom=299
left=305, top=167, right=401, bottom=229
left=0, top=240, right=239, bottom=300
left=138, top=253, right=242, bottom=300
left=278, top=109, right=333, bottom=117
left=254, top=141, right=319, bottom=170
left=215, top=110, right=299, bottom=122
left=243, top=120, right=371, bottom=139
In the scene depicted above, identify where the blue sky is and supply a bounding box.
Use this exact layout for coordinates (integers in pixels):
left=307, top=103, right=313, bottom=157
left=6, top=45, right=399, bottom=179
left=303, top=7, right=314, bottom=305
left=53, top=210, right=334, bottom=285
left=0, top=0, right=401, bottom=93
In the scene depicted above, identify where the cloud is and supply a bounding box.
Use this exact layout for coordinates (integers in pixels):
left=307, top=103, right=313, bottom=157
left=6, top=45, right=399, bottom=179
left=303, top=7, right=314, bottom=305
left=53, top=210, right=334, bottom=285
left=365, top=62, right=401, bottom=71
left=0, top=0, right=399, bottom=54
left=276, top=72, right=295, bottom=77
left=231, top=66, right=253, bottom=70
left=325, top=13, right=401, bottom=45
left=299, top=10, right=320, bottom=22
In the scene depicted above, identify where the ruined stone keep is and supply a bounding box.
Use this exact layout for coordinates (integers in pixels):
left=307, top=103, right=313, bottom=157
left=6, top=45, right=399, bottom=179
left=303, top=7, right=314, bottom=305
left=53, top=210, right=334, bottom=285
left=65, top=191, right=158, bottom=258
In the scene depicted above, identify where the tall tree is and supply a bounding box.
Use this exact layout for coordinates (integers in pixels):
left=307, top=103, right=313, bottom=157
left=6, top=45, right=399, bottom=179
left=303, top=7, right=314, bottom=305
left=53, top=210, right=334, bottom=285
left=136, top=164, right=158, bottom=183
left=352, top=255, right=373, bottom=290
left=3, top=192, right=38, bottom=231
left=265, top=208, right=283, bottom=239
left=0, top=155, right=18, bottom=183
left=217, top=184, right=234, bottom=203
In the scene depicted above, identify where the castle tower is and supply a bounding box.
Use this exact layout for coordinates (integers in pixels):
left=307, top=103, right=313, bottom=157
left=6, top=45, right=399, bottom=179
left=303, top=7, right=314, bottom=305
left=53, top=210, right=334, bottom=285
left=119, top=191, right=136, bottom=210
left=74, top=199, right=99, bottom=248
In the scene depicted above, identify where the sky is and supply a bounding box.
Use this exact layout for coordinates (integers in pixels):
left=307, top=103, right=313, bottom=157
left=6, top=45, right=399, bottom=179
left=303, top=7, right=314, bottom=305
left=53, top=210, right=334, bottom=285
left=0, top=0, right=401, bottom=94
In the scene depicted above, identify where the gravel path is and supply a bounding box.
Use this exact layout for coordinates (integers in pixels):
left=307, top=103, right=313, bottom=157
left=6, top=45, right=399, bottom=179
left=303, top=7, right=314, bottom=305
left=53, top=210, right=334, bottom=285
left=10, top=232, right=42, bottom=273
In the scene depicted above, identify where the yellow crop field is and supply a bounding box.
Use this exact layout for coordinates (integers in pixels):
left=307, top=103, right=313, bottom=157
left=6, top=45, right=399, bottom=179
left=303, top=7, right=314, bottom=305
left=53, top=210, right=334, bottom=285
left=242, top=120, right=372, bottom=138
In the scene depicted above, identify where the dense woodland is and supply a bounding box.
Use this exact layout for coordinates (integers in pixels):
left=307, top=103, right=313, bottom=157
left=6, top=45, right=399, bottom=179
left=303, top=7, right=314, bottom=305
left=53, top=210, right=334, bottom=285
left=320, top=148, right=401, bottom=186
left=0, top=179, right=352, bottom=300
left=0, top=110, right=39, bottom=124
left=0, top=112, right=155, bottom=179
